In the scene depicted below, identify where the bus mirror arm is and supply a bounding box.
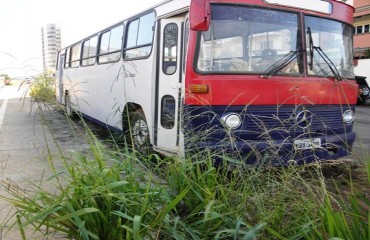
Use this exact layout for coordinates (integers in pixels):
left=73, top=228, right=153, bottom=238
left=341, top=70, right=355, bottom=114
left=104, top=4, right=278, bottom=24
left=190, top=0, right=211, bottom=31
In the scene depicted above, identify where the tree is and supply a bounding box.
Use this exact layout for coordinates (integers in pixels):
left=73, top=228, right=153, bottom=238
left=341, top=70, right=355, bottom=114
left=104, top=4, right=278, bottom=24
left=365, top=48, right=370, bottom=59
left=0, top=74, right=11, bottom=85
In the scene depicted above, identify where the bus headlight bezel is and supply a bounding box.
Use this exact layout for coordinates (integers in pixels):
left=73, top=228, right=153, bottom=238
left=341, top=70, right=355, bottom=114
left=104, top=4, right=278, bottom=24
left=221, top=113, right=242, bottom=129
left=343, top=110, right=354, bottom=124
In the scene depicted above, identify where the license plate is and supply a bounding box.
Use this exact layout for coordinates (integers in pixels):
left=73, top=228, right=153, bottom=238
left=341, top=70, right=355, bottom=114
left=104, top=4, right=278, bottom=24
left=294, top=138, right=321, bottom=150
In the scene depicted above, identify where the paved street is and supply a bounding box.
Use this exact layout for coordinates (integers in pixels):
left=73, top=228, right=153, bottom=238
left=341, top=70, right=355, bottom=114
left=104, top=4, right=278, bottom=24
left=0, top=82, right=89, bottom=239
left=352, top=103, right=370, bottom=162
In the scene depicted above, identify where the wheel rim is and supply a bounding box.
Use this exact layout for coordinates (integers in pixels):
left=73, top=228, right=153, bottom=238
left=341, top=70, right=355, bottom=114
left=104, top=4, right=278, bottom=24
left=132, top=119, right=149, bottom=148
left=363, top=87, right=369, bottom=96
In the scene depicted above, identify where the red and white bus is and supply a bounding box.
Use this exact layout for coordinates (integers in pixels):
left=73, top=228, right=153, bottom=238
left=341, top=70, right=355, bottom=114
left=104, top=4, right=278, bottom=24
left=55, top=0, right=357, bottom=164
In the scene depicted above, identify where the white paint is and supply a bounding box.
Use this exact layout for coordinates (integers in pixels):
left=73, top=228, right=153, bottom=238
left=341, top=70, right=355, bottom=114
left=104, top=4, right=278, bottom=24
left=265, top=0, right=333, bottom=14
left=55, top=0, right=190, bottom=155
left=0, top=99, right=8, bottom=128
left=354, top=59, right=370, bottom=85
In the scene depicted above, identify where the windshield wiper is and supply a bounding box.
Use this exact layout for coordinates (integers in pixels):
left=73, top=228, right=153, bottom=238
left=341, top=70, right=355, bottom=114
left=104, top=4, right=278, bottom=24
left=307, top=27, right=342, bottom=81
left=261, top=29, right=304, bottom=78
left=261, top=50, right=302, bottom=78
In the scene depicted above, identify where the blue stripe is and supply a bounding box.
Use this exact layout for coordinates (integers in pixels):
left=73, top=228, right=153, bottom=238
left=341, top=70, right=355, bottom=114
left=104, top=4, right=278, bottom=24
left=183, top=104, right=356, bottom=164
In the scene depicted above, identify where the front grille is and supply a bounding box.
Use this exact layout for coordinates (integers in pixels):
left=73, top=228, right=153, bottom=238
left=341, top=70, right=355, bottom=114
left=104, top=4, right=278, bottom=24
left=184, top=105, right=354, bottom=141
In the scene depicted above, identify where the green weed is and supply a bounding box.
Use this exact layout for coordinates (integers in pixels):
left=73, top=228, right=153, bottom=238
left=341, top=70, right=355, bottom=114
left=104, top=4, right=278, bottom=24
left=28, top=74, right=55, bottom=103
left=0, top=107, right=368, bottom=240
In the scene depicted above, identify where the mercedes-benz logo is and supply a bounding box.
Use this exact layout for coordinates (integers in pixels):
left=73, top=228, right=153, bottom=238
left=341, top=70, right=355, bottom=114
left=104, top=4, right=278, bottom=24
left=296, top=110, right=313, bottom=129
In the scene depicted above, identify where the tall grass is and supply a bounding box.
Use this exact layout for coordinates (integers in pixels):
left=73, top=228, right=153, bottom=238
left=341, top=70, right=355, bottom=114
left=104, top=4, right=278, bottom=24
left=28, top=74, right=55, bottom=103
left=1, top=119, right=368, bottom=239
left=0, top=81, right=368, bottom=239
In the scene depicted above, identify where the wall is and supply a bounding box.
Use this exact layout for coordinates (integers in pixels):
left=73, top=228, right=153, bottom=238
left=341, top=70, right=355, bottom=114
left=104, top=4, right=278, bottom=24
left=354, top=58, right=370, bottom=84
left=354, top=0, right=370, bottom=9
left=354, top=33, right=370, bottom=49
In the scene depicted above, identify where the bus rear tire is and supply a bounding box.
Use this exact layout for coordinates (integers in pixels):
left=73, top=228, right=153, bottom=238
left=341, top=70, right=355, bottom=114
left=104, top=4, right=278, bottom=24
left=65, top=92, right=74, bottom=117
left=129, top=109, right=151, bottom=154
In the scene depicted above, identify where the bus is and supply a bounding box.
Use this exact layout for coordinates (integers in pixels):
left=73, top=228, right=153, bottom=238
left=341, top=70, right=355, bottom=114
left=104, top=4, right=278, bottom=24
left=55, top=0, right=358, bottom=165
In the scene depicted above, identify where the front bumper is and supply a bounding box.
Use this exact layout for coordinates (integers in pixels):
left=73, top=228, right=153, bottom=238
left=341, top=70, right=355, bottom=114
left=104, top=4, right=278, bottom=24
left=186, top=132, right=356, bottom=166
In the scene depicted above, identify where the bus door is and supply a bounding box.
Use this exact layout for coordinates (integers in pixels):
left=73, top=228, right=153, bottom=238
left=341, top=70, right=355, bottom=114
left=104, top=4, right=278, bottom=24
left=155, top=17, right=184, bottom=153
left=57, top=54, right=65, bottom=104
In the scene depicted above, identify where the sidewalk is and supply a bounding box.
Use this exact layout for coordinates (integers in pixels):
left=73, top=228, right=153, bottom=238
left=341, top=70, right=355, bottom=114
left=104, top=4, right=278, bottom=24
left=0, top=82, right=89, bottom=239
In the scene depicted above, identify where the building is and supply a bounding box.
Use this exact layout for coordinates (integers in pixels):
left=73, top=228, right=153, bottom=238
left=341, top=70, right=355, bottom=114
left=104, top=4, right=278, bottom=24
left=352, top=0, right=370, bottom=82
left=353, top=0, right=370, bottom=58
left=41, top=24, right=61, bottom=73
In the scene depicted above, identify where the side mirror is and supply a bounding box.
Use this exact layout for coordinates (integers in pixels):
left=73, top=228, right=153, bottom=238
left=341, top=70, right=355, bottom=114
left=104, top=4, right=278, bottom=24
left=190, top=0, right=211, bottom=31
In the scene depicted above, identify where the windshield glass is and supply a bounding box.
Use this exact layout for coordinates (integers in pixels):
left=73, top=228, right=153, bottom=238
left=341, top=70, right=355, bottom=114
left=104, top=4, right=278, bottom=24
left=305, top=16, right=354, bottom=79
left=196, top=5, right=299, bottom=75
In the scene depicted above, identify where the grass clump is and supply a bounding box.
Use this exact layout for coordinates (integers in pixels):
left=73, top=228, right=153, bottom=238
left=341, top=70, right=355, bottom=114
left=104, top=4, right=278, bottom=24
left=28, top=74, right=55, bottom=102
left=0, top=131, right=172, bottom=240
left=0, top=120, right=369, bottom=239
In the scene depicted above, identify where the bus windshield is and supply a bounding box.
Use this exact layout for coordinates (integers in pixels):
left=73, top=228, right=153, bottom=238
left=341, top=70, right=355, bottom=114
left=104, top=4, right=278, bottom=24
left=196, top=4, right=299, bottom=75
left=196, top=4, right=354, bottom=79
left=305, top=16, right=354, bottom=79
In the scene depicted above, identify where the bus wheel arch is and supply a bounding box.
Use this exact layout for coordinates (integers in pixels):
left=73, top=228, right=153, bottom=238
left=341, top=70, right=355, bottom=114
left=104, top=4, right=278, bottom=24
left=122, top=103, right=140, bottom=131
left=123, top=103, right=151, bottom=153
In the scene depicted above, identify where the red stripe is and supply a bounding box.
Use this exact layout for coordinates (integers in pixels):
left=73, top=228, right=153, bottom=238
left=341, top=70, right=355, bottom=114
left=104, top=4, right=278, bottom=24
left=185, top=75, right=358, bottom=105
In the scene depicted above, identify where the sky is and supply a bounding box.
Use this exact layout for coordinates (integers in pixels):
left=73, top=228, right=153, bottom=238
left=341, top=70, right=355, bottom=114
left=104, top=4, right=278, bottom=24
left=0, top=0, right=163, bottom=78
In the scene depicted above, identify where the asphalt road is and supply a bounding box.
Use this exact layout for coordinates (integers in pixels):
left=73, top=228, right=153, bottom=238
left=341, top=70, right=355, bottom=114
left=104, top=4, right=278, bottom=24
left=352, top=102, right=370, bottom=161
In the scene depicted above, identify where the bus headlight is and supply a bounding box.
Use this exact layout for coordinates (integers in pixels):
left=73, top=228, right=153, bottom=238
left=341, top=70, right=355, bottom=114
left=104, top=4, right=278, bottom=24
left=343, top=110, right=354, bottom=124
left=221, top=113, right=241, bottom=129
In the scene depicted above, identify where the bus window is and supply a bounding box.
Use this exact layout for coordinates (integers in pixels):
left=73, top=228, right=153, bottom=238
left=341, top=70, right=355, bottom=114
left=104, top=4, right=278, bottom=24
left=305, top=16, right=354, bottom=79
left=163, top=23, right=178, bottom=75
left=196, top=5, right=299, bottom=75
left=81, top=35, right=98, bottom=66
left=98, top=24, right=123, bottom=63
left=64, top=48, right=70, bottom=69
left=124, top=12, right=156, bottom=59
left=161, top=95, right=176, bottom=129
left=70, top=44, right=81, bottom=68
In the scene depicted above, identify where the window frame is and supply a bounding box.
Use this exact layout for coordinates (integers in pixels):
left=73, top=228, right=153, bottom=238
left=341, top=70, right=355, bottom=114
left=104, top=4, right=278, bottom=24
left=70, top=43, right=81, bottom=68
left=97, top=23, right=124, bottom=64
left=304, top=14, right=354, bottom=79
left=64, top=48, right=70, bottom=69
left=194, top=4, right=300, bottom=76
left=123, top=10, right=156, bottom=61
left=162, top=22, right=178, bottom=75
left=356, top=25, right=363, bottom=34
left=354, top=24, right=370, bottom=35
left=364, top=24, right=370, bottom=33
left=81, top=35, right=98, bottom=67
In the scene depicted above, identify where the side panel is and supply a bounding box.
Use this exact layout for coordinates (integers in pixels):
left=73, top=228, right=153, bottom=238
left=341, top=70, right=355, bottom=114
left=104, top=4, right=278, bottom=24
left=62, top=55, right=155, bottom=132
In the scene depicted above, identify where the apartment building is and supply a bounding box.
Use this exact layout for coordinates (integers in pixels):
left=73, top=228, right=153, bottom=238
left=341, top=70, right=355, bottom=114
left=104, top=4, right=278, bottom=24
left=41, top=24, right=61, bottom=73
left=353, top=0, right=370, bottom=58
left=351, top=0, right=370, bottom=83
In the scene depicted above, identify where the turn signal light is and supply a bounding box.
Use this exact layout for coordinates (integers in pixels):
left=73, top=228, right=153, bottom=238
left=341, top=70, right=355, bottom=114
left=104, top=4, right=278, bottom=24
left=189, top=84, right=209, bottom=94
